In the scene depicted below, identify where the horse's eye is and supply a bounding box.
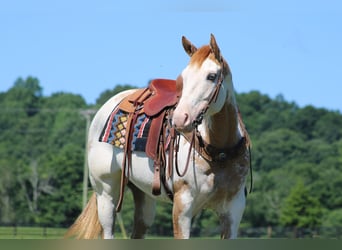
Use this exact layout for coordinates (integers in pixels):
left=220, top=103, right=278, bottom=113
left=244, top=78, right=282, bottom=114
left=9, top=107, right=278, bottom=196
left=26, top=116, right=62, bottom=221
left=207, top=73, right=217, bottom=82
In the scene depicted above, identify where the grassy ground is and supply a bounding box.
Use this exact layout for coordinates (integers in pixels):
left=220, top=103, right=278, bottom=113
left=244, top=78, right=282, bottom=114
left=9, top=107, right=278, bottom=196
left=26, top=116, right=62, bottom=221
left=0, top=227, right=133, bottom=239
left=0, top=227, right=68, bottom=239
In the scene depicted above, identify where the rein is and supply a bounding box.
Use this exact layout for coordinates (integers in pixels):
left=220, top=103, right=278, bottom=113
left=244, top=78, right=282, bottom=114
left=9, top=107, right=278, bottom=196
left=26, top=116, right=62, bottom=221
left=172, top=67, right=253, bottom=194
left=171, top=69, right=225, bottom=178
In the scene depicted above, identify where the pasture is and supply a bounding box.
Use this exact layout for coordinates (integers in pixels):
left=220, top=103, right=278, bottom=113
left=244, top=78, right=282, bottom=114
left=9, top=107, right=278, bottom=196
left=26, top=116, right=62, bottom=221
left=0, top=226, right=67, bottom=239
left=0, top=226, right=340, bottom=239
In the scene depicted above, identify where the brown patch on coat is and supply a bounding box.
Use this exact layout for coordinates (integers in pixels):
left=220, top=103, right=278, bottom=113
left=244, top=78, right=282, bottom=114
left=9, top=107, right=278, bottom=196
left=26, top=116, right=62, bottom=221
left=209, top=157, right=249, bottom=207
left=176, top=75, right=183, bottom=94
left=219, top=213, right=232, bottom=239
left=207, top=101, right=239, bottom=149
left=172, top=180, right=189, bottom=239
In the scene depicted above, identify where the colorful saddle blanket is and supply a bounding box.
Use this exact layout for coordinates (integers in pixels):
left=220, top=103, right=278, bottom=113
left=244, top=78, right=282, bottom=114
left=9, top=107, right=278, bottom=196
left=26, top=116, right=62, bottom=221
left=100, top=107, right=149, bottom=151
left=99, top=106, right=171, bottom=152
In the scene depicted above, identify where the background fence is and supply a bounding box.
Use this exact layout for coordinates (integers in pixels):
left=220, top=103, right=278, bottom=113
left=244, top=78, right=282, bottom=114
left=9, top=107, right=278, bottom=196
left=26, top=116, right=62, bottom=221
left=238, top=226, right=342, bottom=239
left=0, top=226, right=66, bottom=239
left=0, top=225, right=341, bottom=239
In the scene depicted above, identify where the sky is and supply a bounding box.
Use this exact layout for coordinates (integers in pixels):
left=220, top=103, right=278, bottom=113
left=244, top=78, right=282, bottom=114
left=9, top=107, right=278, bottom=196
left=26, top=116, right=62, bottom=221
left=0, top=0, right=341, bottom=112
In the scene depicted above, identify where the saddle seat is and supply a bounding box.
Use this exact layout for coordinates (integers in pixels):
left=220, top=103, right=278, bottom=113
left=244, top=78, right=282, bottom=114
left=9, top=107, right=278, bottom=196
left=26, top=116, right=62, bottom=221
left=119, top=79, right=179, bottom=116
left=144, top=79, right=179, bottom=116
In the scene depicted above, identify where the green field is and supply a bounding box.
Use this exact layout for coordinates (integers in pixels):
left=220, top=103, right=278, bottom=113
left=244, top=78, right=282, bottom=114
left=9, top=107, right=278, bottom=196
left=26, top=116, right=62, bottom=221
left=0, top=227, right=207, bottom=239
left=0, top=227, right=67, bottom=239
left=0, top=226, right=132, bottom=239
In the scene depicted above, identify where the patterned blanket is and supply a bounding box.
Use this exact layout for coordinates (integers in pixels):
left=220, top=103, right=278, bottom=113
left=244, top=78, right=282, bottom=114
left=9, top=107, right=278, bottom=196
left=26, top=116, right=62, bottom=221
left=99, top=107, right=153, bottom=152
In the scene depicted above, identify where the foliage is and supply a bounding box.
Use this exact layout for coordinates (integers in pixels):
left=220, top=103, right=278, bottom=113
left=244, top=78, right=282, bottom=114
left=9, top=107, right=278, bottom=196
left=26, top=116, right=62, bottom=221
left=95, top=84, right=137, bottom=107
left=0, top=78, right=342, bottom=237
left=280, top=180, right=323, bottom=228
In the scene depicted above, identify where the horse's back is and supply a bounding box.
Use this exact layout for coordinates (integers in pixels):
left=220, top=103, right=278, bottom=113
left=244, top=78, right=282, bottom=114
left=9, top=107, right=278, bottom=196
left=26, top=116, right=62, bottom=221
left=87, top=89, right=139, bottom=185
left=89, top=89, right=138, bottom=141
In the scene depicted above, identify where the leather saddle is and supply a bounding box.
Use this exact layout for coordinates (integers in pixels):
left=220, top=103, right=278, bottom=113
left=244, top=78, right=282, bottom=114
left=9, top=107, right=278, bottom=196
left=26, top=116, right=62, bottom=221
left=115, top=79, right=180, bottom=212
left=119, top=79, right=179, bottom=115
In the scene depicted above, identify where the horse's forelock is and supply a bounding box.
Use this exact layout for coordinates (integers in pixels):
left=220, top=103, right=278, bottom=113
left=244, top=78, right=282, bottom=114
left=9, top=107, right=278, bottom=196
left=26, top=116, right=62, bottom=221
left=189, top=45, right=231, bottom=76
left=189, top=45, right=212, bottom=67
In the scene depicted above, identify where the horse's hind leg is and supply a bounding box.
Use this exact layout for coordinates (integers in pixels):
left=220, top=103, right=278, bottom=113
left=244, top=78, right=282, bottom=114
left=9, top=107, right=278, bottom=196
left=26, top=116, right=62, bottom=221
left=96, top=191, right=116, bottom=239
left=91, top=173, right=122, bottom=239
left=128, top=183, right=156, bottom=239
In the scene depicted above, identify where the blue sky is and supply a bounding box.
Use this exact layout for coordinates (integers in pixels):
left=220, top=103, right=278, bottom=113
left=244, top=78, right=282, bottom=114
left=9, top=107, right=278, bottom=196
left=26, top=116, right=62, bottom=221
left=1, top=0, right=341, bottom=111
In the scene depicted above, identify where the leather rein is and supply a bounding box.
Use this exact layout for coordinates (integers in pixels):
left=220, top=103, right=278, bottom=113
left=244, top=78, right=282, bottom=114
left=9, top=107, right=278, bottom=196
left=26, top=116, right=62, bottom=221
left=115, top=63, right=252, bottom=212
left=170, top=69, right=224, bottom=177
left=171, top=68, right=253, bottom=193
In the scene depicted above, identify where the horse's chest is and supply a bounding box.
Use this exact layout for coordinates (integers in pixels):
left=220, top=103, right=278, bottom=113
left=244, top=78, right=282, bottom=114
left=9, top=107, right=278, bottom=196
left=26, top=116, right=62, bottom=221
left=204, top=162, right=248, bottom=204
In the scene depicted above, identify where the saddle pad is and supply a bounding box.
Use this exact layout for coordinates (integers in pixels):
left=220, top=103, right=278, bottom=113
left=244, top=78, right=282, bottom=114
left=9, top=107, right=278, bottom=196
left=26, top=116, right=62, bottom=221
left=99, top=107, right=151, bottom=152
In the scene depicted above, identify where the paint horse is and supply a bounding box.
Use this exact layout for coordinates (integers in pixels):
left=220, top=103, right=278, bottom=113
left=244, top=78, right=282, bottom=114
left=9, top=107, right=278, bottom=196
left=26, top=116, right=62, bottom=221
left=66, top=34, right=251, bottom=239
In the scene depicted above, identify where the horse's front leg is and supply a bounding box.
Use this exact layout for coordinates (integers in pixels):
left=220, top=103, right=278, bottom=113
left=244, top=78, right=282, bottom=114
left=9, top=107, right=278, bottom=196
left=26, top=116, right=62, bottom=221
left=218, top=186, right=246, bottom=239
left=172, top=182, right=194, bottom=239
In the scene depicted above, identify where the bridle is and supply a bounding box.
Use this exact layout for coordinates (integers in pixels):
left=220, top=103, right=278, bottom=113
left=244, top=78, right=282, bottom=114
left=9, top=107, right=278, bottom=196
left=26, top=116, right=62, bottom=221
left=172, top=63, right=226, bottom=175
left=171, top=60, right=253, bottom=194
left=192, top=68, right=225, bottom=127
left=169, top=67, right=224, bottom=177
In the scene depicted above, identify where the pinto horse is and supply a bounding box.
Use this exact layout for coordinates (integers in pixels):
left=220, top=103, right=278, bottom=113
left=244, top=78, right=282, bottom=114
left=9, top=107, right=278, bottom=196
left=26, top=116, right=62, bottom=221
left=66, top=34, right=251, bottom=239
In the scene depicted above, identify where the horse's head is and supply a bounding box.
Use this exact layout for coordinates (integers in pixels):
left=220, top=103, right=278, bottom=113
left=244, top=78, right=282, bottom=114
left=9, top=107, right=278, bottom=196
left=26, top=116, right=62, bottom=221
left=173, top=34, right=232, bottom=132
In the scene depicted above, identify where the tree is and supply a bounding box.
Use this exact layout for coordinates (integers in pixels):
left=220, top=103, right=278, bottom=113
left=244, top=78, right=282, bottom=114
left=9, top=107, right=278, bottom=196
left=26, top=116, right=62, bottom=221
left=253, top=128, right=306, bottom=172
left=280, top=180, right=323, bottom=231
left=95, top=84, right=136, bottom=106
left=38, top=143, right=84, bottom=226
left=1, top=76, right=342, bottom=236
left=7, top=76, right=42, bottom=116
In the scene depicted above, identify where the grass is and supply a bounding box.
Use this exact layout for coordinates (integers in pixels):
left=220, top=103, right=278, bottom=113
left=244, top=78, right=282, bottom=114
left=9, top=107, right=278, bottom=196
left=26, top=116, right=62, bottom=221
left=0, top=226, right=67, bottom=239
left=0, top=226, right=131, bottom=239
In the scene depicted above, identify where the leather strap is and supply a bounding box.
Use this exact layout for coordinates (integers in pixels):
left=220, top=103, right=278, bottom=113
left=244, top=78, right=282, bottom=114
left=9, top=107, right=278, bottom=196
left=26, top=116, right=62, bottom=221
left=116, top=111, right=139, bottom=212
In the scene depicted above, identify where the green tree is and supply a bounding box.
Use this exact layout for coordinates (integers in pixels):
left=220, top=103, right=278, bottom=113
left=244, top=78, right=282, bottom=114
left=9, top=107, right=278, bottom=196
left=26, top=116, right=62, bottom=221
left=7, top=76, right=42, bottom=116
left=96, top=84, right=136, bottom=106
left=323, top=209, right=342, bottom=228
left=253, top=128, right=306, bottom=172
left=1, top=76, right=342, bottom=236
left=280, top=180, right=323, bottom=229
left=38, top=143, right=84, bottom=226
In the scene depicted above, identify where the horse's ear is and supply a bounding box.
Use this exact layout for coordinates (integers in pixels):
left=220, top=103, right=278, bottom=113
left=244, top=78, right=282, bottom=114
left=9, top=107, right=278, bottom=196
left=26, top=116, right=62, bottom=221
left=210, top=34, right=221, bottom=62
left=182, top=36, right=197, bottom=57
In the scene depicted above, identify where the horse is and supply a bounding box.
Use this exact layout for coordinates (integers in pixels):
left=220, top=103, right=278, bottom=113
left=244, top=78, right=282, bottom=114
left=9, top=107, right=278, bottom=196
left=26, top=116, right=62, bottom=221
left=66, top=34, right=251, bottom=239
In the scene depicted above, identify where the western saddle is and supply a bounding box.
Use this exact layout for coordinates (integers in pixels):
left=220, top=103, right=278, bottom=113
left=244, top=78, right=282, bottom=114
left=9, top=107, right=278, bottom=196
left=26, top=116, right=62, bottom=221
left=115, top=79, right=180, bottom=212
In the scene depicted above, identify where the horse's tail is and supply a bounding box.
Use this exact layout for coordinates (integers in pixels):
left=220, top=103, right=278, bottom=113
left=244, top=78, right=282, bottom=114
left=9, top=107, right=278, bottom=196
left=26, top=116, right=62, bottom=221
left=64, top=192, right=103, bottom=239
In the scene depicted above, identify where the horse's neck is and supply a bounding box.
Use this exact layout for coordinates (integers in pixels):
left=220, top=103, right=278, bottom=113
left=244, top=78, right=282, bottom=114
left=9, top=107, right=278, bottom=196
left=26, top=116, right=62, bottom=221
left=203, top=88, right=240, bottom=149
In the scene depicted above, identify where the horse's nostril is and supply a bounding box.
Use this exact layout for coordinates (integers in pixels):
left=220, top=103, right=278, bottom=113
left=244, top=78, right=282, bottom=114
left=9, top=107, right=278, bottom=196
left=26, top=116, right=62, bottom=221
left=172, top=111, right=191, bottom=130
left=184, top=113, right=189, bottom=122
left=183, top=113, right=191, bottom=127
